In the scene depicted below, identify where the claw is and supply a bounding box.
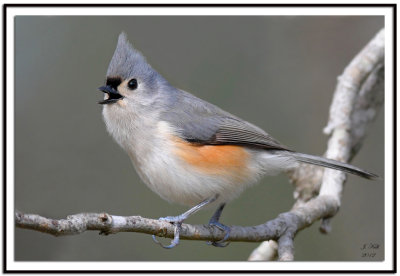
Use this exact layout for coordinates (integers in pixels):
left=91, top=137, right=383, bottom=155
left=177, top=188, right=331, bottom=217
left=151, top=195, right=219, bottom=249
left=152, top=222, right=182, bottom=249
left=207, top=240, right=230, bottom=247
left=206, top=203, right=231, bottom=247
left=208, top=221, right=231, bottom=247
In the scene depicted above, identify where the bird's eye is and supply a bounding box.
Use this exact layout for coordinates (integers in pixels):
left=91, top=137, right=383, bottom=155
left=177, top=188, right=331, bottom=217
left=127, top=78, right=138, bottom=90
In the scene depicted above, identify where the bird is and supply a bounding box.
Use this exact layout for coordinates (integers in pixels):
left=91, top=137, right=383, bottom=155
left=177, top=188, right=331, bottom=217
left=99, top=32, right=377, bottom=249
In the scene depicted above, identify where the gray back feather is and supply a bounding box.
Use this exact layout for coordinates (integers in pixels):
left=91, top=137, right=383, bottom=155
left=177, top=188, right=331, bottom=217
left=161, top=89, right=288, bottom=151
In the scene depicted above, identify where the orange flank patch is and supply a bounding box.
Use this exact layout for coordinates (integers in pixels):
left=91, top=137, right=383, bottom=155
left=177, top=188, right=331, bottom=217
left=172, top=136, right=250, bottom=178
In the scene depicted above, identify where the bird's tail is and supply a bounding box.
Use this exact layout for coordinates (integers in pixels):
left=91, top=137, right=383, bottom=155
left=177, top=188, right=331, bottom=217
left=289, top=152, right=379, bottom=180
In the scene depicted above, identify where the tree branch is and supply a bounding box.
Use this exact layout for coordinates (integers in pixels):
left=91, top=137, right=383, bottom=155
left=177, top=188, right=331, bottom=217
left=15, top=196, right=337, bottom=243
left=251, top=28, right=384, bottom=260
left=248, top=240, right=278, bottom=261
left=289, top=28, right=384, bottom=206
left=15, top=29, right=384, bottom=261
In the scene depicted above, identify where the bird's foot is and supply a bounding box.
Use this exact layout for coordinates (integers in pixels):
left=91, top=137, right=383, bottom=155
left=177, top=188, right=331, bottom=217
left=206, top=203, right=230, bottom=247
left=152, top=215, right=186, bottom=249
left=207, top=220, right=231, bottom=247
left=152, top=195, right=220, bottom=249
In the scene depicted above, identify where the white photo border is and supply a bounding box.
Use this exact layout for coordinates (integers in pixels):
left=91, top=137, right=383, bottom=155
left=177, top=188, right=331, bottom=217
left=4, top=3, right=395, bottom=272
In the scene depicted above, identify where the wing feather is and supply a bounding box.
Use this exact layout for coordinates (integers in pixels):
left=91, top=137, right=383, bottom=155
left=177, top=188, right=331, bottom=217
left=161, top=89, right=289, bottom=151
left=209, top=118, right=289, bottom=150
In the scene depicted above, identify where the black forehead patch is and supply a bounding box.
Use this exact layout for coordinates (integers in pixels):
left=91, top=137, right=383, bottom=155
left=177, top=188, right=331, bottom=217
left=106, top=77, right=122, bottom=89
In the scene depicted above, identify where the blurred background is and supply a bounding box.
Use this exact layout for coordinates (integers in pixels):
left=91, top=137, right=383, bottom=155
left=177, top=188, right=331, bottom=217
left=15, top=16, right=384, bottom=261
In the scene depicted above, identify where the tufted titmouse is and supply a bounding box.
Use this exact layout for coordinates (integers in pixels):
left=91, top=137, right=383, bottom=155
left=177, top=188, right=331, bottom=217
left=99, top=33, right=377, bottom=248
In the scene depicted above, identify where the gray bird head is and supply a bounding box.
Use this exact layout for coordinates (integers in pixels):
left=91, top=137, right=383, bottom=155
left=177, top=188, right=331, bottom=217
left=98, top=32, right=169, bottom=107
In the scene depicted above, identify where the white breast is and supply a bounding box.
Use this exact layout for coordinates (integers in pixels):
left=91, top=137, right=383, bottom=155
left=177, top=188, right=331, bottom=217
left=103, top=106, right=282, bottom=206
left=132, top=121, right=269, bottom=206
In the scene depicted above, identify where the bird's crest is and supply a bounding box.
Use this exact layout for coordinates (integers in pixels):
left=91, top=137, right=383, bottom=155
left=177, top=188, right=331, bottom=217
left=106, top=32, right=153, bottom=80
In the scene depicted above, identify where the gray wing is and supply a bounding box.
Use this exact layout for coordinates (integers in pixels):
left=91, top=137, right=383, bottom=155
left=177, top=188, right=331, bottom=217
left=208, top=117, right=289, bottom=150
left=161, top=89, right=290, bottom=151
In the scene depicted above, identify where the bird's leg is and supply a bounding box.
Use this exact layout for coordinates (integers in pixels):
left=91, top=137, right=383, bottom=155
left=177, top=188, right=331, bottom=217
left=207, top=203, right=231, bottom=247
left=152, top=194, right=219, bottom=249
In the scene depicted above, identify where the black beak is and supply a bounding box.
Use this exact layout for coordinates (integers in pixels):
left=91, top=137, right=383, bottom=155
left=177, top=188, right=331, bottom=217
left=98, top=85, right=124, bottom=105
